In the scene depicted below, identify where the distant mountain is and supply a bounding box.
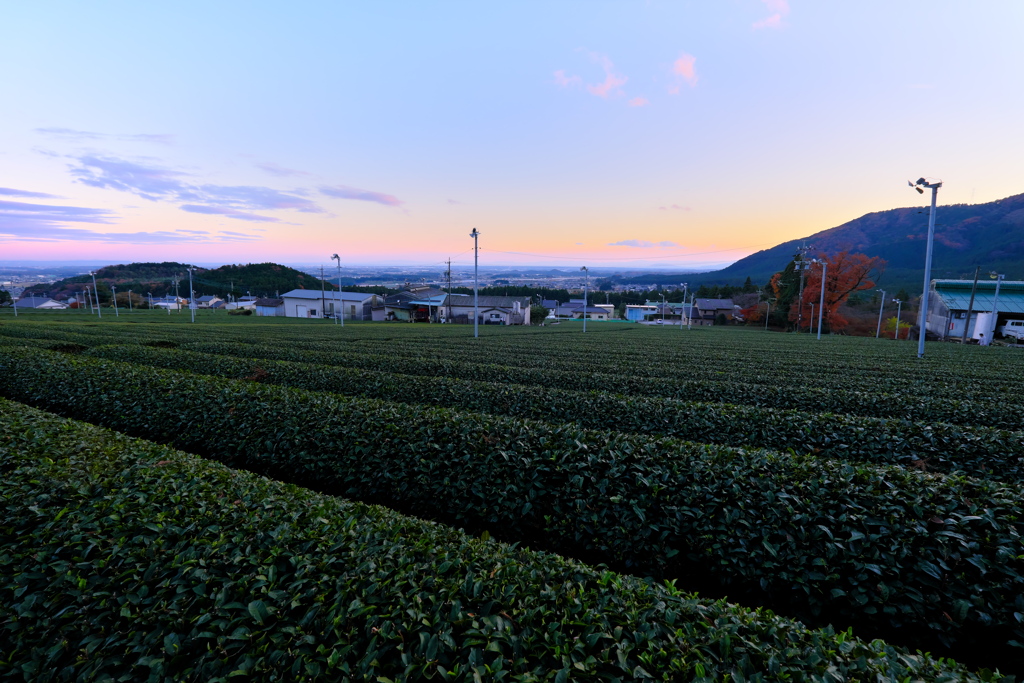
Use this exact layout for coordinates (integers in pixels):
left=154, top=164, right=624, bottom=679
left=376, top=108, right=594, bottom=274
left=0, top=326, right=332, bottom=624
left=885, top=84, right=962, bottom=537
left=24, top=262, right=335, bottom=301
left=625, top=193, right=1024, bottom=293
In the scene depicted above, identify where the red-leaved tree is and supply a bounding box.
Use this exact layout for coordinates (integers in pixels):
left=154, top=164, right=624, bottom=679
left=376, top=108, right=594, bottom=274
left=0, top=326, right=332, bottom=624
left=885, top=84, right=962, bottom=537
left=791, top=251, right=885, bottom=332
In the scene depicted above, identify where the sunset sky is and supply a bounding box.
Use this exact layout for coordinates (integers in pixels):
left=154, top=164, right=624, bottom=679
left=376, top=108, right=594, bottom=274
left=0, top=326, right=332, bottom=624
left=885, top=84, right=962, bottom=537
left=2, top=2, right=1022, bottom=270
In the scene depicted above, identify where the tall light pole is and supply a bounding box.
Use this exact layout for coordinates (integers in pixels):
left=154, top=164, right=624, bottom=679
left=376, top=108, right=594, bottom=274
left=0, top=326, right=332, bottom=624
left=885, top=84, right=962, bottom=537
left=809, top=302, right=815, bottom=333
left=90, top=271, right=101, bottom=318
left=331, top=253, right=344, bottom=326
left=875, top=289, right=886, bottom=338
left=765, top=298, right=774, bottom=330
left=188, top=266, right=196, bottom=323
left=893, top=299, right=903, bottom=339
left=127, top=289, right=133, bottom=312
left=111, top=285, right=119, bottom=317
left=989, top=272, right=1005, bottom=339
left=679, top=283, right=687, bottom=330
left=580, top=266, right=589, bottom=333
left=815, top=259, right=827, bottom=340
left=909, top=177, right=942, bottom=358
left=470, top=228, right=480, bottom=338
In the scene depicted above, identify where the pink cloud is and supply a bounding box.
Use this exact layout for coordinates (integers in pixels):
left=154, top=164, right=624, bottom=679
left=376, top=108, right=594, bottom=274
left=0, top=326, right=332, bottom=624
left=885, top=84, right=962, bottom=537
left=553, top=70, right=582, bottom=88
left=658, top=204, right=692, bottom=211
left=628, top=97, right=649, bottom=107
left=672, top=53, right=698, bottom=87
left=584, top=52, right=628, bottom=98
left=753, top=0, right=789, bottom=29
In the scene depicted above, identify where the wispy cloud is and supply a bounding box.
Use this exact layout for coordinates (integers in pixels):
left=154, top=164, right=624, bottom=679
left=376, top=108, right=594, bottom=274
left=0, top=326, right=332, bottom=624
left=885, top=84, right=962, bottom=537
left=36, top=127, right=175, bottom=145
left=0, top=198, right=116, bottom=225
left=0, top=199, right=255, bottom=244
left=447, top=198, right=463, bottom=205
left=585, top=52, right=628, bottom=98
left=0, top=187, right=61, bottom=199
left=553, top=69, right=582, bottom=88
left=658, top=204, right=691, bottom=211
left=668, top=53, right=698, bottom=93
left=255, top=161, right=312, bottom=178
left=319, top=185, right=404, bottom=208
left=68, top=154, right=325, bottom=220
left=753, top=0, right=789, bottom=29
left=180, top=204, right=281, bottom=223
left=628, top=97, right=649, bottom=107
left=609, top=239, right=681, bottom=248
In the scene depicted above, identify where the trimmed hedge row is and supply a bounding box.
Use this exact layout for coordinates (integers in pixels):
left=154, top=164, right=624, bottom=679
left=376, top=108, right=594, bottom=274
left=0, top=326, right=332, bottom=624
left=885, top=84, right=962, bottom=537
left=84, top=343, right=1024, bottom=478
left=8, top=402, right=992, bottom=681
left=176, top=340, right=1022, bottom=428
left=2, top=348, right=1023, bottom=664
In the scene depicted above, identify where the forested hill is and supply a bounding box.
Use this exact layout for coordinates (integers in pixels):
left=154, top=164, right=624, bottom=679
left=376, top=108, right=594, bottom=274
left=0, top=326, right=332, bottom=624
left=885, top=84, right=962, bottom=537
left=24, top=262, right=336, bottom=300
left=626, top=192, right=1024, bottom=294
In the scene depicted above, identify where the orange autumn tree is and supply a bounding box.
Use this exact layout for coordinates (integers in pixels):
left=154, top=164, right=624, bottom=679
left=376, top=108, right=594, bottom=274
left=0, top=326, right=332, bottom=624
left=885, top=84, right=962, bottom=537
left=791, top=251, right=885, bottom=332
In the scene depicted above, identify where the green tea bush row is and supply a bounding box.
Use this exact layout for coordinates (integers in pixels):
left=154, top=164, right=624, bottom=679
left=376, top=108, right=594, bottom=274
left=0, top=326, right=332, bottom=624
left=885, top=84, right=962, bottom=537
left=177, top=341, right=1022, bottom=427
left=84, top=344, right=1024, bottom=475
left=8, top=401, right=991, bottom=681
left=2, top=348, right=1023, bottom=661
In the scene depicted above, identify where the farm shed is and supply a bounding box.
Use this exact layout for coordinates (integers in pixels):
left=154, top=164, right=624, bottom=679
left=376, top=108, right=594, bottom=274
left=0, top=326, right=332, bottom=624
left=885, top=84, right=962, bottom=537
left=926, top=279, right=1024, bottom=340
left=254, top=298, right=285, bottom=317
left=281, top=290, right=379, bottom=320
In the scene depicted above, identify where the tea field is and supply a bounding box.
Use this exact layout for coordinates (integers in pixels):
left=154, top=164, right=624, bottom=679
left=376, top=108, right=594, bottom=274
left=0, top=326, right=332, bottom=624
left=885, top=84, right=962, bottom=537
left=1, top=310, right=1022, bottom=680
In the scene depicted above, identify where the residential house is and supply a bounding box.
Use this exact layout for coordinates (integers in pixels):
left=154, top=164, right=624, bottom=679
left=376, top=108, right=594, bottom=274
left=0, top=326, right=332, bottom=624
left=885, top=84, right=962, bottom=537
left=195, top=295, right=224, bottom=309
left=14, top=296, right=68, bottom=310
left=692, top=298, right=736, bottom=326
left=444, top=294, right=531, bottom=325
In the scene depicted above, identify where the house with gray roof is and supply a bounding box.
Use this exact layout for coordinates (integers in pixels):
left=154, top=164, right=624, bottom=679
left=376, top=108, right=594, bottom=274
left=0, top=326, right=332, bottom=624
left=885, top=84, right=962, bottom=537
left=14, top=296, right=68, bottom=310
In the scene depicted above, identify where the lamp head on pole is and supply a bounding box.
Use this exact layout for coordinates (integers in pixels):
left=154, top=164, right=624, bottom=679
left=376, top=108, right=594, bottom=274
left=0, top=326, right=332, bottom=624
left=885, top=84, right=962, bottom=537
left=909, top=177, right=942, bottom=193
left=470, top=228, right=479, bottom=238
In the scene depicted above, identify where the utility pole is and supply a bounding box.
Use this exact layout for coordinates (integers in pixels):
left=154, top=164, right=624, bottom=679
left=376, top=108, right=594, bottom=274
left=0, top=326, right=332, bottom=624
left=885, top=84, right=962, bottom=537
left=331, top=254, right=343, bottom=326
left=961, top=266, right=980, bottom=344
left=320, top=265, right=326, bottom=321
left=581, top=266, right=589, bottom=332
left=90, top=271, right=101, bottom=318
left=815, top=259, right=827, bottom=341
left=909, top=178, right=942, bottom=358
left=875, top=289, right=886, bottom=338
left=446, top=258, right=452, bottom=323
left=794, top=246, right=810, bottom=331
left=111, top=285, right=119, bottom=317
left=470, top=228, right=480, bottom=338
left=172, top=275, right=181, bottom=314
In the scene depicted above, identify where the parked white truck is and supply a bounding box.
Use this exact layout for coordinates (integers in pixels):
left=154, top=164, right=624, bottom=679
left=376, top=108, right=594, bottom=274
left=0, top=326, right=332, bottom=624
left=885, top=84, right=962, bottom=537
left=998, top=319, right=1024, bottom=340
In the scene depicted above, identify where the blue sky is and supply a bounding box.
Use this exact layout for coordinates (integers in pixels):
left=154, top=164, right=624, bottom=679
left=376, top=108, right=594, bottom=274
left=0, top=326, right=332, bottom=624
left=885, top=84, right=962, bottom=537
left=2, top=1, right=1023, bottom=269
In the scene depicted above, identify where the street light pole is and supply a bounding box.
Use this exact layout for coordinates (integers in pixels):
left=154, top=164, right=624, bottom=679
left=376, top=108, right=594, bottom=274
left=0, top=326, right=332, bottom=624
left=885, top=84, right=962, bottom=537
left=893, top=299, right=903, bottom=339
left=331, top=253, right=344, bottom=326
left=990, top=273, right=1005, bottom=339
left=90, top=271, right=101, bottom=318
left=909, top=177, right=942, bottom=358
left=875, top=289, right=886, bottom=338
left=470, top=228, right=480, bottom=338
left=679, top=283, right=687, bottom=330
left=188, top=266, right=196, bottom=323
left=581, top=266, right=589, bottom=333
